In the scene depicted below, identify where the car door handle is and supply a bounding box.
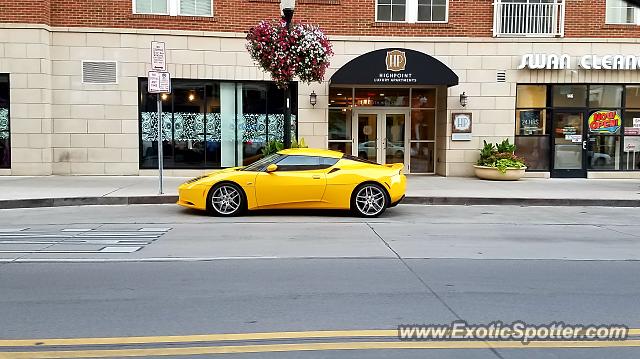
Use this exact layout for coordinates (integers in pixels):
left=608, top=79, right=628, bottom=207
left=312, top=175, right=321, bottom=179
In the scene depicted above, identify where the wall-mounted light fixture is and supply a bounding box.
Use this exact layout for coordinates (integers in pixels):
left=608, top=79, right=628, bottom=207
left=309, top=91, right=317, bottom=107
left=459, top=92, right=468, bottom=107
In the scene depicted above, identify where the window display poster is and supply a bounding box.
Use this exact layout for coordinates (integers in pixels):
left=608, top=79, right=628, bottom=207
left=519, top=110, right=541, bottom=134
left=588, top=110, right=621, bottom=134
left=625, top=136, right=640, bottom=152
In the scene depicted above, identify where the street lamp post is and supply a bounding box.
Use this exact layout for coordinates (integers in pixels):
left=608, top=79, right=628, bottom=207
left=280, top=0, right=295, bottom=148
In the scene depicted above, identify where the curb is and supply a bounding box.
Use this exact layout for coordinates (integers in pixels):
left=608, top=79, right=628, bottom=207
left=0, top=196, right=179, bottom=209
left=0, top=195, right=639, bottom=209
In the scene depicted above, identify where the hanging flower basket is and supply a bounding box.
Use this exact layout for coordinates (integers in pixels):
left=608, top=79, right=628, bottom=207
left=246, top=20, right=333, bottom=89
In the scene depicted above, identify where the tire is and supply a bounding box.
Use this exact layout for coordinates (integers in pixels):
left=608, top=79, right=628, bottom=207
left=351, top=183, right=388, bottom=218
left=206, top=182, right=245, bottom=217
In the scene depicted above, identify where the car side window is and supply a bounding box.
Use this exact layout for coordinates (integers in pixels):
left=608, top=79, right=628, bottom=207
left=275, top=155, right=338, bottom=171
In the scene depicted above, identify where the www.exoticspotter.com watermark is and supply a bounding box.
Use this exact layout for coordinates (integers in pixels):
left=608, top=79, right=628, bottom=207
left=398, top=321, right=629, bottom=344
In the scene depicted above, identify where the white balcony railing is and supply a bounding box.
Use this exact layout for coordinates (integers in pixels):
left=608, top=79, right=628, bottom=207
left=493, top=0, right=565, bottom=37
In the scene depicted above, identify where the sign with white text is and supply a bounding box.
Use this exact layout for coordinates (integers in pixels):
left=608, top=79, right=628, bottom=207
left=148, top=71, right=171, bottom=93
left=151, top=41, right=166, bottom=71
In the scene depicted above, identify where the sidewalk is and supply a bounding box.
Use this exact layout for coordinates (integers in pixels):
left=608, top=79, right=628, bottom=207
left=0, top=175, right=639, bottom=209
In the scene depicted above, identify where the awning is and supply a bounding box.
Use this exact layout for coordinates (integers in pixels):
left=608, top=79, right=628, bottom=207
left=330, top=48, right=458, bottom=87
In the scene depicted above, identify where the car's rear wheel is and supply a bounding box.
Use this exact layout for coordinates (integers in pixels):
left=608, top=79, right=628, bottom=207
left=351, top=183, right=387, bottom=217
left=207, top=183, right=245, bottom=217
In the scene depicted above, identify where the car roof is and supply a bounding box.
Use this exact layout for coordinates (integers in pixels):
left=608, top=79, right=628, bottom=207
left=278, top=148, right=344, bottom=159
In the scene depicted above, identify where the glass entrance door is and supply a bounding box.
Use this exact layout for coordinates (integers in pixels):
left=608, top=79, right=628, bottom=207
left=385, top=113, right=406, bottom=166
left=356, top=113, right=378, bottom=162
left=353, top=110, right=408, bottom=167
left=551, top=111, right=587, bottom=178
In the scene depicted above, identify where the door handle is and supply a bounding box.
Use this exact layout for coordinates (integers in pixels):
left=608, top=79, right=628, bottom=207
left=312, top=175, right=321, bottom=179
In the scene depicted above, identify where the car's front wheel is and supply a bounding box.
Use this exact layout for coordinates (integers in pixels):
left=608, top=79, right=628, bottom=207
left=207, top=182, right=245, bottom=217
left=351, top=183, right=388, bottom=217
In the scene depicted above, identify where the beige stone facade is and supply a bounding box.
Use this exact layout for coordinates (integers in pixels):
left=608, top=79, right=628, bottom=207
left=2, top=23, right=640, bottom=177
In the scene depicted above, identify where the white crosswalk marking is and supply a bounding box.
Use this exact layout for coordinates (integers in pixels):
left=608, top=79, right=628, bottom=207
left=0, top=227, right=170, bottom=254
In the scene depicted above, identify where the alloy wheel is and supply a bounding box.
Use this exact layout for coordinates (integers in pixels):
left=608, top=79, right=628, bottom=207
left=211, top=185, right=242, bottom=215
left=355, top=185, right=386, bottom=216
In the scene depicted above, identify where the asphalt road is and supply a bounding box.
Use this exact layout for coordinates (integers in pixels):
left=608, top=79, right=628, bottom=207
left=0, top=204, right=639, bottom=358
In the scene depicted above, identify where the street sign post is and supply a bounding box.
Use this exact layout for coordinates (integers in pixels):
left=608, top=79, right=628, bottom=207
left=149, top=41, right=170, bottom=194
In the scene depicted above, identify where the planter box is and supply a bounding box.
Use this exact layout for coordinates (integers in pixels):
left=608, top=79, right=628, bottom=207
left=473, top=165, right=527, bottom=181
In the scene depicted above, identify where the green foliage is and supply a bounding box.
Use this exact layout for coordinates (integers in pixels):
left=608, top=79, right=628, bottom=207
left=261, top=137, right=308, bottom=156
left=476, top=138, right=526, bottom=173
left=261, top=140, right=284, bottom=156
left=496, top=139, right=516, bottom=153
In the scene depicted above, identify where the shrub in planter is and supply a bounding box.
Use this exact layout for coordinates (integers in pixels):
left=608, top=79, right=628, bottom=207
left=475, top=139, right=527, bottom=180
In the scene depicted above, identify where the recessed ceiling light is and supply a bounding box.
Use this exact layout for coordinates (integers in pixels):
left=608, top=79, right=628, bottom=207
left=337, top=93, right=342, bottom=96
left=380, top=93, right=385, bottom=96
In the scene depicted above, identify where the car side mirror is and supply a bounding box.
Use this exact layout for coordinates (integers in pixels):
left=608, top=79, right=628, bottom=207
left=266, top=164, right=278, bottom=173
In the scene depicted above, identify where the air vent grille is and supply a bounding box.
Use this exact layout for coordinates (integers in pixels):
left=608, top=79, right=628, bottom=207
left=496, top=70, right=506, bottom=83
left=82, top=61, right=117, bottom=84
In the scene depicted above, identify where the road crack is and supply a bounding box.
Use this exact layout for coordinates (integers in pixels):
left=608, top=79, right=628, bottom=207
left=365, top=222, right=506, bottom=359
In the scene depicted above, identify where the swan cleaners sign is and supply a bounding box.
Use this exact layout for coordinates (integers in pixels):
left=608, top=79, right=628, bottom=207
left=518, top=54, right=640, bottom=70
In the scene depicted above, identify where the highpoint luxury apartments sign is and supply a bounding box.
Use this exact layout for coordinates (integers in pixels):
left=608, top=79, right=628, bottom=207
left=518, top=54, right=640, bottom=70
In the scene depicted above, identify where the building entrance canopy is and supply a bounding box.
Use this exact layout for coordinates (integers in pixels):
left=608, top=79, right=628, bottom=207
left=330, top=48, right=459, bottom=87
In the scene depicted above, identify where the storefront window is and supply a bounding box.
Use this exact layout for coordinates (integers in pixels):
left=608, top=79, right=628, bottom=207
left=329, top=87, right=354, bottom=155
left=329, top=87, right=353, bottom=108
left=515, top=85, right=549, bottom=170
left=625, top=86, right=640, bottom=108
left=139, top=79, right=297, bottom=169
left=516, top=84, right=640, bottom=173
left=354, top=88, right=409, bottom=107
left=516, top=85, right=546, bottom=108
left=329, top=109, right=352, bottom=141
left=411, top=88, right=436, bottom=109
left=589, top=135, right=620, bottom=170
left=410, top=88, right=435, bottom=173
left=552, top=85, right=587, bottom=108
left=0, top=74, right=9, bottom=169
left=623, top=91, right=640, bottom=170
left=410, top=142, right=434, bottom=173
left=589, top=85, right=623, bottom=108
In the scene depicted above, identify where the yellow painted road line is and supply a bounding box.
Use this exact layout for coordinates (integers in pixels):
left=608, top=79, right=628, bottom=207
left=0, top=330, right=397, bottom=347
left=1, top=328, right=638, bottom=347
left=1, top=340, right=640, bottom=358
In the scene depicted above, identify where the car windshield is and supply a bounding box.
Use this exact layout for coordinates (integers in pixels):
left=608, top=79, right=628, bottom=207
left=242, top=154, right=284, bottom=172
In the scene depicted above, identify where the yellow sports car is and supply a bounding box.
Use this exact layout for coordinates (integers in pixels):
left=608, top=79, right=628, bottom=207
left=177, top=148, right=406, bottom=217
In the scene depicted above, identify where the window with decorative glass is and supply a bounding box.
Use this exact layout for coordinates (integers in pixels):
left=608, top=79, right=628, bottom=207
left=138, top=79, right=297, bottom=169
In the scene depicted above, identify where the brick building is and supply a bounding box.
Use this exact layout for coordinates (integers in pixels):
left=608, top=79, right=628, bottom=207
left=1, top=0, right=640, bottom=177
